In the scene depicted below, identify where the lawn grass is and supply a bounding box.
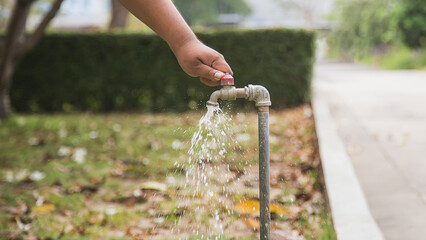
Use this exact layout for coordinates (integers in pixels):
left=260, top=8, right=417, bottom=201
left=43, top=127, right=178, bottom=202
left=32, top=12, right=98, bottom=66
left=0, top=105, right=336, bottom=240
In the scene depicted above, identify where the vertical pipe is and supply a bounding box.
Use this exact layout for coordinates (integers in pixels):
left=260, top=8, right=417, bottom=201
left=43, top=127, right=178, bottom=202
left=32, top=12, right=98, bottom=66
left=258, top=109, right=270, bottom=240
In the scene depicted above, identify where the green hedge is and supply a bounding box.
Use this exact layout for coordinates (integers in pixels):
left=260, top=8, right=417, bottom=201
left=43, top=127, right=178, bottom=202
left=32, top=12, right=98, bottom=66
left=12, top=29, right=315, bottom=112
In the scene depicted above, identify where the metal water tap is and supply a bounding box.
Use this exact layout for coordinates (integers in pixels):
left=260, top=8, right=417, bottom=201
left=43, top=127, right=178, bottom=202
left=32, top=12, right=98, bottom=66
left=206, top=74, right=271, bottom=110
left=205, top=73, right=272, bottom=240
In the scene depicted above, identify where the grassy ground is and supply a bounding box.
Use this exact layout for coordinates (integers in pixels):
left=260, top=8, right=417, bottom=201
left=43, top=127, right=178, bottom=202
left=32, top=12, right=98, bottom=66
left=0, top=105, right=335, bottom=240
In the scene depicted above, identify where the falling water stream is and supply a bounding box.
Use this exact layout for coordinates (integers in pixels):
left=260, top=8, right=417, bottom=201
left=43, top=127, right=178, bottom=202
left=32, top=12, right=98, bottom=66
left=172, top=105, right=247, bottom=239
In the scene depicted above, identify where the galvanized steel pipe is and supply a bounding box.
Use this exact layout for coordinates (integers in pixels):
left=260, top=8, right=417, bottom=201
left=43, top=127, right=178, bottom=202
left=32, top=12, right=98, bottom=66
left=258, top=108, right=270, bottom=240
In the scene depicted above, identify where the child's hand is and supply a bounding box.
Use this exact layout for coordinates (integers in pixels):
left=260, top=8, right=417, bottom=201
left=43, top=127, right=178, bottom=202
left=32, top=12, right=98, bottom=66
left=173, top=39, right=233, bottom=86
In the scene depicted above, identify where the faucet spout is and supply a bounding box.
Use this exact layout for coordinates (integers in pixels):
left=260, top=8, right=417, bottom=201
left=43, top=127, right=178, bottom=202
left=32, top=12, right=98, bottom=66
left=206, top=90, right=221, bottom=106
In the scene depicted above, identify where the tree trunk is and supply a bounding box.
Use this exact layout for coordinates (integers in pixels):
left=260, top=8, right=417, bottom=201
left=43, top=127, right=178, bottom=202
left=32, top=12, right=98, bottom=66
left=0, top=0, right=63, bottom=120
left=0, top=0, right=33, bottom=120
left=0, top=65, right=14, bottom=120
left=109, top=0, right=129, bottom=30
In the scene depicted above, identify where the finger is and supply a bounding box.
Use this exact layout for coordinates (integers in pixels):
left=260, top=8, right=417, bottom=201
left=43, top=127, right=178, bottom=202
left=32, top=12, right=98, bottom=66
left=200, top=77, right=220, bottom=87
left=197, top=64, right=225, bottom=82
left=211, top=58, right=233, bottom=76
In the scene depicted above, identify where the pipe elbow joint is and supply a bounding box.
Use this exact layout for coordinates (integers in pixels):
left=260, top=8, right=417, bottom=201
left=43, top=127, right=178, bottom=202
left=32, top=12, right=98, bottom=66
left=206, top=90, right=221, bottom=106
left=248, top=85, right=271, bottom=107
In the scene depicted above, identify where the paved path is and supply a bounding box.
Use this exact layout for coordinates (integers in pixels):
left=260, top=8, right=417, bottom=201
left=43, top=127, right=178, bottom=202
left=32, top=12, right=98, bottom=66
left=313, top=62, right=426, bottom=240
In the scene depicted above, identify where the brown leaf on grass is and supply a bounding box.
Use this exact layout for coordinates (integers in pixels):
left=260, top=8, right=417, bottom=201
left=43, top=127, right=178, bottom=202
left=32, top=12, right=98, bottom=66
left=1, top=201, right=29, bottom=216
left=41, top=152, right=53, bottom=163
left=229, top=165, right=245, bottom=177
left=63, top=223, right=75, bottom=235
left=244, top=180, right=255, bottom=188
left=112, top=182, right=169, bottom=206
left=271, top=203, right=290, bottom=215
left=62, top=223, right=86, bottom=236
left=66, top=185, right=82, bottom=194
left=32, top=203, right=55, bottom=214
left=3, top=229, right=27, bottom=239
left=271, top=229, right=304, bottom=240
left=66, top=184, right=99, bottom=195
left=149, top=228, right=159, bottom=235
left=271, top=222, right=283, bottom=230
left=89, top=176, right=104, bottom=185
left=111, top=162, right=128, bottom=177
left=65, top=176, right=104, bottom=195
left=243, top=217, right=260, bottom=232
left=140, top=181, right=167, bottom=192
left=295, top=192, right=311, bottom=202
left=75, top=225, right=85, bottom=235
left=271, top=170, right=285, bottom=187
left=113, top=194, right=147, bottom=206
left=287, top=205, right=303, bottom=220
left=28, top=137, right=45, bottom=147
left=270, top=153, right=282, bottom=162
left=298, top=162, right=314, bottom=173
left=88, top=212, right=106, bottom=226
left=126, top=226, right=149, bottom=239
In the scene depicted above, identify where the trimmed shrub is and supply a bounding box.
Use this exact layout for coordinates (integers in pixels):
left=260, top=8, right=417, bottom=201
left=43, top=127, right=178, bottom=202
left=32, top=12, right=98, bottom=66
left=12, top=29, right=315, bottom=112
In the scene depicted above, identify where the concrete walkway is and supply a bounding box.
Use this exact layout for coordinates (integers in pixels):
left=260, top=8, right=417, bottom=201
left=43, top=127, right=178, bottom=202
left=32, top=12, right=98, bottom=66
left=313, top=62, right=426, bottom=240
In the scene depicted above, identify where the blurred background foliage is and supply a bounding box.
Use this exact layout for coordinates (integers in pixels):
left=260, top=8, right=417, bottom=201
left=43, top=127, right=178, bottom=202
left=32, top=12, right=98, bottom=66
left=1, top=0, right=426, bottom=117
left=397, top=0, right=426, bottom=48
left=0, top=0, right=252, bottom=32
left=174, top=0, right=251, bottom=27
left=328, top=0, right=426, bottom=69
left=11, top=29, right=315, bottom=113
left=1, top=0, right=321, bottom=117
left=114, top=0, right=252, bottom=32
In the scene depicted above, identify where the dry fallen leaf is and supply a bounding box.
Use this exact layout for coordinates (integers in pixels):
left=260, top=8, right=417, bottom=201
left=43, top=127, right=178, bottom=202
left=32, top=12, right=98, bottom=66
left=126, top=226, right=149, bottom=239
left=113, top=195, right=147, bottom=206
left=271, top=203, right=290, bottom=215
left=111, top=162, right=128, bottom=177
left=32, top=203, right=55, bottom=214
left=287, top=205, right=303, bottom=217
left=243, top=217, right=260, bottom=231
left=235, top=199, right=259, bottom=214
left=235, top=199, right=290, bottom=216
left=88, top=212, right=106, bottom=225
left=140, top=181, right=167, bottom=192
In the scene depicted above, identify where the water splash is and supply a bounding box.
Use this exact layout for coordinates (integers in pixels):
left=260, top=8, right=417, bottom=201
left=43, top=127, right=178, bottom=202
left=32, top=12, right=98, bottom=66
left=173, top=104, right=243, bottom=239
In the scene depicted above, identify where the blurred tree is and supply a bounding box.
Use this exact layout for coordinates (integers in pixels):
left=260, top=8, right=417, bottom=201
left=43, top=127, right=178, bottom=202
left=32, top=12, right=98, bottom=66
left=108, top=0, right=128, bottom=31
left=174, top=0, right=251, bottom=26
left=0, top=0, right=63, bottom=120
left=0, top=0, right=14, bottom=31
left=328, top=0, right=400, bottom=58
left=397, top=0, right=426, bottom=48
left=275, top=0, right=321, bottom=29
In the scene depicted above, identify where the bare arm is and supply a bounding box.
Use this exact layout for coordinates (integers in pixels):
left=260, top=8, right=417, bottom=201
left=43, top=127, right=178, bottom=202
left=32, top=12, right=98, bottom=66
left=119, top=0, right=233, bottom=86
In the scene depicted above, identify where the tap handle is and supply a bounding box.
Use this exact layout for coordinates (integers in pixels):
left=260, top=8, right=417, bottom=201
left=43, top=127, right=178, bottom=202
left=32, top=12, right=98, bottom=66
left=220, top=73, right=234, bottom=86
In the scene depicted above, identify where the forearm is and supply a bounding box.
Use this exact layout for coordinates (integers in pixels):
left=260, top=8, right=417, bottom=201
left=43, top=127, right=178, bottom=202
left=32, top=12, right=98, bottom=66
left=118, top=0, right=233, bottom=86
left=119, top=0, right=198, bottom=53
